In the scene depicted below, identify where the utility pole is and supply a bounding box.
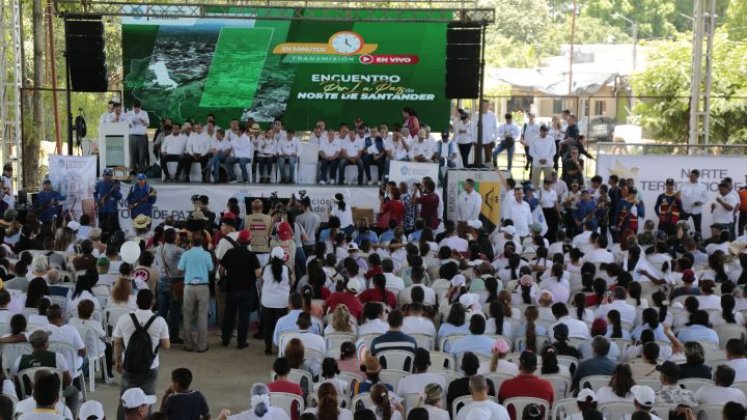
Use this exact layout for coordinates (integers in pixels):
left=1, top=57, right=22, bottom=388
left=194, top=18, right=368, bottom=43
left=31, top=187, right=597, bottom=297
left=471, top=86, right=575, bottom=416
left=688, top=0, right=717, bottom=146
left=568, top=0, right=577, bottom=95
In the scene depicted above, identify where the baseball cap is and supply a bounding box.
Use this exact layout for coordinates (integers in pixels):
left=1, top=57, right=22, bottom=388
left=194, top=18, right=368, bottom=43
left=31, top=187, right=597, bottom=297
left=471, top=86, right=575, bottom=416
left=665, top=178, right=675, bottom=185
left=136, top=173, right=146, bottom=181
left=492, top=338, right=510, bottom=354
left=28, top=330, right=51, bottom=345
left=79, top=400, right=105, bottom=419
left=67, top=221, right=81, bottom=231
left=450, top=274, right=466, bottom=287
left=577, top=388, right=596, bottom=402
left=656, top=361, right=680, bottom=379
left=467, top=220, right=483, bottom=230
left=500, top=225, right=516, bottom=236
left=276, top=222, right=293, bottom=241
left=347, top=242, right=359, bottom=252
left=121, top=387, right=157, bottom=408
left=237, top=230, right=252, bottom=244
left=103, top=168, right=113, bottom=176
left=631, top=385, right=656, bottom=408
left=271, top=246, right=287, bottom=261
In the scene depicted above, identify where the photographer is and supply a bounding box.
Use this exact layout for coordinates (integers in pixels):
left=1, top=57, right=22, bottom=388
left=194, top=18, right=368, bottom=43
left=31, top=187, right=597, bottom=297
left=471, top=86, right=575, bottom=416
left=378, top=183, right=404, bottom=232
left=193, top=195, right=216, bottom=233
left=411, top=178, right=440, bottom=230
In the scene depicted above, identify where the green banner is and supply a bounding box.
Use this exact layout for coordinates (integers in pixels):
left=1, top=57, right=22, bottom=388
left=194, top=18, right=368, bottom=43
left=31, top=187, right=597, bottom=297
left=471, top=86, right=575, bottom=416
left=122, top=11, right=450, bottom=131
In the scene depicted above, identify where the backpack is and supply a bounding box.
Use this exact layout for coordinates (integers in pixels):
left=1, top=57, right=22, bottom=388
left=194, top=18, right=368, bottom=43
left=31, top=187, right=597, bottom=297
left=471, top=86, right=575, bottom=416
left=123, top=314, right=158, bottom=374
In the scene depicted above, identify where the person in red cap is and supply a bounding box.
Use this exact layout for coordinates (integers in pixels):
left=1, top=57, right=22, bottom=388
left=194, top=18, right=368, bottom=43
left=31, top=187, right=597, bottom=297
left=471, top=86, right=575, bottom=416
left=270, top=221, right=296, bottom=280
left=219, top=229, right=260, bottom=348
left=669, top=268, right=699, bottom=300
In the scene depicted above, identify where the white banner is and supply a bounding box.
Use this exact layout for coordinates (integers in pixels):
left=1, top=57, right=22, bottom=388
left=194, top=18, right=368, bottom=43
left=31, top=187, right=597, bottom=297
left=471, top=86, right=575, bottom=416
left=388, top=161, right=440, bottom=186
left=115, top=184, right=381, bottom=231
left=48, top=155, right=97, bottom=223
left=596, top=155, right=746, bottom=237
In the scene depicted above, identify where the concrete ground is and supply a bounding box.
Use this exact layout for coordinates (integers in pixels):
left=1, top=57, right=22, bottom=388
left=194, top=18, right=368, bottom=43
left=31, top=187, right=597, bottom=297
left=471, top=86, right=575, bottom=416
left=94, top=330, right=272, bottom=418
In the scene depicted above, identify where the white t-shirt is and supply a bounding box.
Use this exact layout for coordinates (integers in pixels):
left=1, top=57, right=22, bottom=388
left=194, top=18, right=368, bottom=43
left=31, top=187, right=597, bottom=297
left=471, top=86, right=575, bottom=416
left=397, top=371, right=447, bottom=397
left=402, top=316, right=436, bottom=337
left=726, top=358, right=747, bottom=382
left=712, top=193, right=738, bottom=223
left=331, top=206, right=354, bottom=230
left=304, top=407, right=353, bottom=420
left=277, top=137, right=301, bottom=156
left=320, top=139, right=341, bottom=159
left=162, top=134, right=187, bottom=155
left=33, top=323, right=86, bottom=375
left=387, top=138, right=409, bottom=161
left=232, top=134, right=254, bottom=159
left=457, top=400, right=510, bottom=420
left=112, top=309, right=169, bottom=369
left=16, top=397, right=73, bottom=419
left=341, top=138, right=364, bottom=158
left=410, top=139, right=434, bottom=161
left=358, top=318, right=389, bottom=336
left=260, top=265, right=291, bottom=309
left=695, top=384, right=747, bottom=405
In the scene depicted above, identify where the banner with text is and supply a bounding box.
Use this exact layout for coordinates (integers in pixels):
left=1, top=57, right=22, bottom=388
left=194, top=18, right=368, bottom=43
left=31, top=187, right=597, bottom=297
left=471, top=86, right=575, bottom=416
left=115, top=184, right=380, bottom=231
left=388, top=161, right=440, bottom=187
left=48, top=155, right=97, bottom=223
left=596, top=155, right=745, bottom=237
left=122, top=10, right=449, bottom=131
left=444, top=169, right=502, bottom=231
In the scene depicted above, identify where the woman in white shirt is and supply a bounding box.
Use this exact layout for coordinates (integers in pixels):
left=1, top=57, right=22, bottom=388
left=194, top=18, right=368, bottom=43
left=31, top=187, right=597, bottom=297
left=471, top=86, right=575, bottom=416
left=260, top=247, right=292, bottom=355
left=330, top=193, right=354, bottom=235
left=370, top=383, right=403, bottom=420
left=710, top=294, right=745, bottom=328
left=594, top=364, right=635, bottom=405
left=696, top=280, right=722, bottom=310
left=68, top=270, right=101, bottom=314
left=538, top=263, right=571, bottom=304
left=485, top=301, right=513, bottom=339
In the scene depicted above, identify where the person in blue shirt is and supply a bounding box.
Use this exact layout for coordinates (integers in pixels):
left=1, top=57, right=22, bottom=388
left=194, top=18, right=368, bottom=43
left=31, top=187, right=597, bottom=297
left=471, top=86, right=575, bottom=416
left=523, top=185, right=540, bottom=212
left=632, top=308, right=669, bottom=342
left=449, top=314, right=497, bottom=357
left=351, top=217, right=379, bottom=246
left=177, top=232, right=214, bottom=352
left=35, top=179, right=65, bottom=225
left=574, top=189, right=597, bottom=233
left=94, top=168, right=122, bottom=234
left=378, top=219, right=399, bottom=244
left=676, top=310, right=719, bottom=346
left=126, top=173, right=157, bottom=219
left=272, top=293, right=320, bottom=345
left=362, top=127, right=388, bottom=186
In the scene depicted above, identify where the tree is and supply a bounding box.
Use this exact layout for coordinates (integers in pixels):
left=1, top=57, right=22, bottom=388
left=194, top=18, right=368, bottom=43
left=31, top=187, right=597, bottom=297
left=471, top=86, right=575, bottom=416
left=630, top=32, right=747, bottom=144
left=23, top=0, right=45, bottom=188
left=725, top=0, right=747, bottom=40
left=582, top=0, right=677, bottom=39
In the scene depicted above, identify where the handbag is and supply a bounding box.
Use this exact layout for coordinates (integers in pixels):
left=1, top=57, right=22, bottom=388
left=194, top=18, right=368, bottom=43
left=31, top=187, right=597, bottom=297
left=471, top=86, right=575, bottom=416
left=159, top=244, right=184, bottom=303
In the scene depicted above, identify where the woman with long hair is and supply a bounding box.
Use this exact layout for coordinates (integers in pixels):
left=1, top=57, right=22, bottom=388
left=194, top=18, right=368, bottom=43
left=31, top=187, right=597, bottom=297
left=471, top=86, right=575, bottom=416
left=515, top=305, right=546, bottom=352
left=585, top=278, right=608, bottom=307
left=540, top=345, right=571, bottom=381
left=284, top=338, right=312, bottom=377
left=324, top=304, right=355, bottom=335
left=538, top=263, right=570, bottom=304
left=595, top=364, right=636, bottom=404
left=53, top=227, right=76, bottom=252
left=310, top=382, right=354, bottom=420
left=437, top=303, right=469, bottom=342
left=626, top=281, right=648, bottom=308
left=24, top=277, right=49, bottom=309
left=330, top=193, right=354, bottom=235
left=370, top=383, right=403, bottom=420
left=358, top=273, right=396, bottom=309
left=261, top=247, right=292, bottom=355
left=696, top=279, right=721, bottom=310
left=417, top=383, right=449, bottom=420
left=571, top=292, right=594, bottom=324
left=678, top=341, right=712, bottom=379
left=513, top=272, right=539, bottom=305
left=632, top=308, right=668, bottom=342
left=485, top=301, right=512, bottom=337
left=710, top=294, right=744, bottom=328
left=605, top=309, right=631, bottom=339
left=402, top=107, right=420, bottom=138
left=488, top=338, right=518, bottom=376
left=498, top=290, right=521, bottom=319
left=68, top=269, right=100, bottom=311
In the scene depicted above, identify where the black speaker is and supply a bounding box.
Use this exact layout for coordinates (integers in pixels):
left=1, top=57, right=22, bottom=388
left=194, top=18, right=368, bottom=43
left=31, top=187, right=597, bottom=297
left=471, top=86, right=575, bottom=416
left=445, top=23, right=482, bottom=99
left=65, top=18, right=108, bottom=92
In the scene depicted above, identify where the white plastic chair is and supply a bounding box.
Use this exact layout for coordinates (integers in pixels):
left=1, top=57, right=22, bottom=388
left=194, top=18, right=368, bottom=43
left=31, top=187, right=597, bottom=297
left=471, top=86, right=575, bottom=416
left=430, top=369, right=462, bottom=385
left=73, top=324, right=108, bottom=391
left=579, top=375, right=611, bottom=390
left=379, top=369, right=409, bottom=393
left=732, top=381, right=747, bottom=397
left=451, top=395, right=474, bottom=419
left=636, top=378, right=662, bottom=392
left=411, top=334, right=434, bottom=350
left=697, top=403, right=725, bottom=420
left=0, top=342, right=32, bottom=377
left=351, top=392, right=375, bottom=411
left=484, top=372, right=515, bottom=392
left=542, top=374, right=570, bottom=399
left=377, top=350, right=414, bottom=372
left=716, top=324, right=747, bottom=349
left=439, top=334, right=465, bottom=351
left=504, top=396, right=551, bottom=420
left=676, top=378, right=713, bottom=392
left=430, top=351, right=456, bottom=371
left=403, top=392, right=422, bottom=416
left=357, top=333, right=379, bottom=351
left=325, top=332, right=357, bottom=357
left=556, top=355, right=580, bottom=373
left=48, top=340, right=86, bottom=399
left=599, top=401, right=635, bottom=420
left=552, top=398, right=581, bottom=420
left=18, top=367, right=63, bottom=398
left=652, top=404, right=675, bottom=419
left=270, top=392, right=305, bottom=419
left=455, top=352, right=490, bottom=368
left=104, top=306, right=132, bottom=336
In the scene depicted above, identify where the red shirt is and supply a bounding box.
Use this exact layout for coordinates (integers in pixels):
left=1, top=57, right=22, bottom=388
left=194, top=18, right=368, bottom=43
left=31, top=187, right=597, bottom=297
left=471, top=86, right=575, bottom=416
left=326, top=292, right=363, bottom=320
left=498, top=374, right=554, bottom=419
left=416, top=192, right=441, bottom=229
left=378, top=199, right=405, bottom=228
left=365, top=266, right=383, bottom=280
left=268, top=380, right=303, bottom=420
left=358, top=288, right=397, bottom=309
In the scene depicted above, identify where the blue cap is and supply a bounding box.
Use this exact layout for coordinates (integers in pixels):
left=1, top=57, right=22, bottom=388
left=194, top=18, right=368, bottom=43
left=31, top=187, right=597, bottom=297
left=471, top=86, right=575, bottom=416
left=103, top=168, right=113, bottom=176
left=136, top=173, right=146, bottom=180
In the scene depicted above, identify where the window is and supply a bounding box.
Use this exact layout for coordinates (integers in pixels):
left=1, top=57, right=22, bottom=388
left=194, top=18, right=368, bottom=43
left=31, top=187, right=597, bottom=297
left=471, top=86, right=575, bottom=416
left=553, top=99, right=564, bottom=113
left=594, top=101, right=607, bottom=116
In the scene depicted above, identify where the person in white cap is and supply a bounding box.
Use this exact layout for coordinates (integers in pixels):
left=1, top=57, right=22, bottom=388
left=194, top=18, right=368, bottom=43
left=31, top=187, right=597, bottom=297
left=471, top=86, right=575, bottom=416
left=121, top=387, right=157, bottom=419
left=217, top=383, right=289, bottom=420
left=624, top=385, right=662, bottom=420
left=566, top=389, right=603, bottom=420
left=456, top=178, right=482, bottom=223
left=79, top=400, right=105, bottom=420
left=456, top=375, right=509, bottom=420
left=259, top=246, right=292, bottom=355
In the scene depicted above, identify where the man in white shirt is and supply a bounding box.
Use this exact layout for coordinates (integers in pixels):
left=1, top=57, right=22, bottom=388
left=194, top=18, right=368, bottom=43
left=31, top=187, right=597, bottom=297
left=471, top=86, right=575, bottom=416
left=475, top=100, right=497, bottom=166
left=398, top=267, right=436, bottom=307
left=503, top=187, right=532, bottom=238
left=338, top=131, right=365, bottom=186
left=680, top=169, right=708, bottom=236
left=581, top=236, right=614, bottom=264
left=177, top=122, right=211, bottom=183
left=712, top=181, right=738, bottom=239
left=113, top=289, right=170, bottom=415
left=457, top=178, right=482, bottom=223
left=319, top=130, right=341, bottom=185
left=594, top=287, right=637, bottom=326
left=539, top=179, right=561, bottom=241
left=127, top=99, right=150, bottom=172
left=226, top=127, right=253, bottom=183
left=410, top=129, right=435, bottom=163
left=99, top=99, right=114, bottom=125
left=521, top=112, right=541, bottom=172
left=257, top=129, right=278, bottom=183
left=160, top=123, right=186, bottom=182
left=209, top=128, right=232, bottom=184
left=382, top=259, right=405, bottom=293
left=549, top=304, right=590, bottom=340
left=402, top=303, right=437, bottom=337
left=457, top=375, right=510, bottom=420
left=572, top=221, right=596, bottom=254
left=725, top=338, right=747, bottom=382
left=695, top=365, right=747, bottom=406
left=492, top=113, right=521, bottom=170
left=529, top=125, right=556, bottom=187
left=308, top=124, right=325, bottom=146
left=277, top=129, right=301, bottom=184
left=397, top=349, right=446, bottom=398
left=453, top=109, right=473, bottom=167
left=387, top=131, right=410, bottom=162
left=104, top=101, right=125, bottom=123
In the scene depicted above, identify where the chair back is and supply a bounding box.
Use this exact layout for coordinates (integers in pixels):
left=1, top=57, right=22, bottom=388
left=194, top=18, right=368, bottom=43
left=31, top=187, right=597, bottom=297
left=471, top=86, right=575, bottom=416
left=73, top=324, right=103, bottom=359
left=676, top=378, right=713, bottom=393
left=351, top=392, right=374, bottom=411
left=300, top=143, right=320, bottom=165
left=514, top=335, right=550, bottom=352
left=455, top=352, right=490, bottom=369
left=47, top=341, right=81, bottom=378
left=451, top=395, right=473, bottom=419
left=325, top=332, right=356, bottom=357
left=104, top=306, right=132, bottom=333
left=0, top=342, right=32, bottom=377
left=652, top=404, right=676, bottom=419
left=716, top=324, right=747, bottom=349
left=541, top=374, right=570, bottom=399
left=556, top=355, right=580, bottom=373
left=429, top=351, right=456, bottom=371
left=599, top=401, right=635, bottom=420
left=484, top=372, right=515, bottom=392
left=357, top=334, right=379, bottom=351
left=269, top=392, right=305, bottom=419
left=635, top=378, right=662, bottom=392
left=697, top=403, right=725, bottom=420
left=377, top=350, right=414, bottom=372
left=379, top=369, right=409, bottom=393
left=579, top=375, right=611, bottom=390
left=18, top=367, right=63, bottom=398
left=552, top=398, right=581, bottom=420
left=411, top=334, right=434, bottom=350
left=611, top=338, right=633, bottom=360
left=403, top=393, right=422, bottom=417
left=431, top=369, right=462, bottom=385
left=504, top=397, right=551, bottom=420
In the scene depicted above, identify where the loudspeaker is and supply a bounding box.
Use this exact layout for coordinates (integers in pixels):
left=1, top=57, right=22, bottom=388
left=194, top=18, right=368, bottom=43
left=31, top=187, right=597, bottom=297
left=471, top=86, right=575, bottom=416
left=65, top=18, right=108, bottom=92
left=445, top=23, right=482, bottom=99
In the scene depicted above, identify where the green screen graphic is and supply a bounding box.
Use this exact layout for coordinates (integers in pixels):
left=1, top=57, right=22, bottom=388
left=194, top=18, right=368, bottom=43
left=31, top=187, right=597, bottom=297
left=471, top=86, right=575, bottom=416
left=122, top=10, right=450, bottom=130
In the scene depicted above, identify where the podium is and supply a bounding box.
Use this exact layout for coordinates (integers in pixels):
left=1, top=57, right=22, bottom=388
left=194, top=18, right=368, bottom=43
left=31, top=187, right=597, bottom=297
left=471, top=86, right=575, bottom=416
left=99, top=122, right=130, bottom=176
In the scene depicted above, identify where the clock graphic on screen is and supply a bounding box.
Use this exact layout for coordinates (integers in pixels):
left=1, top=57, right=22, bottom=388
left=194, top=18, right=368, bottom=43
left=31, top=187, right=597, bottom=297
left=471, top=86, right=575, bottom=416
left=329, top=31, right=364, bottom=55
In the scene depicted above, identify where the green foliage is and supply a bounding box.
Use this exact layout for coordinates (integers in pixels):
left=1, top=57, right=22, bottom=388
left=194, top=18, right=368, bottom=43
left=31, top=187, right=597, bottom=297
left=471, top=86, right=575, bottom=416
left=726, top=0, right=747, bottom=40
left=582, top=0, right=676, bottom=38
left=631, top=32, right=747, bottom=144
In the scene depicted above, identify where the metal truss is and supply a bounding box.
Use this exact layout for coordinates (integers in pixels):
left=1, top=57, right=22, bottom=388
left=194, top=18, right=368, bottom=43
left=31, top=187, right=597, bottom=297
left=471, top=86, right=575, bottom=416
left=0, top=0, right=22, bottom=186
left=53, top=0, right=494, bottom=23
